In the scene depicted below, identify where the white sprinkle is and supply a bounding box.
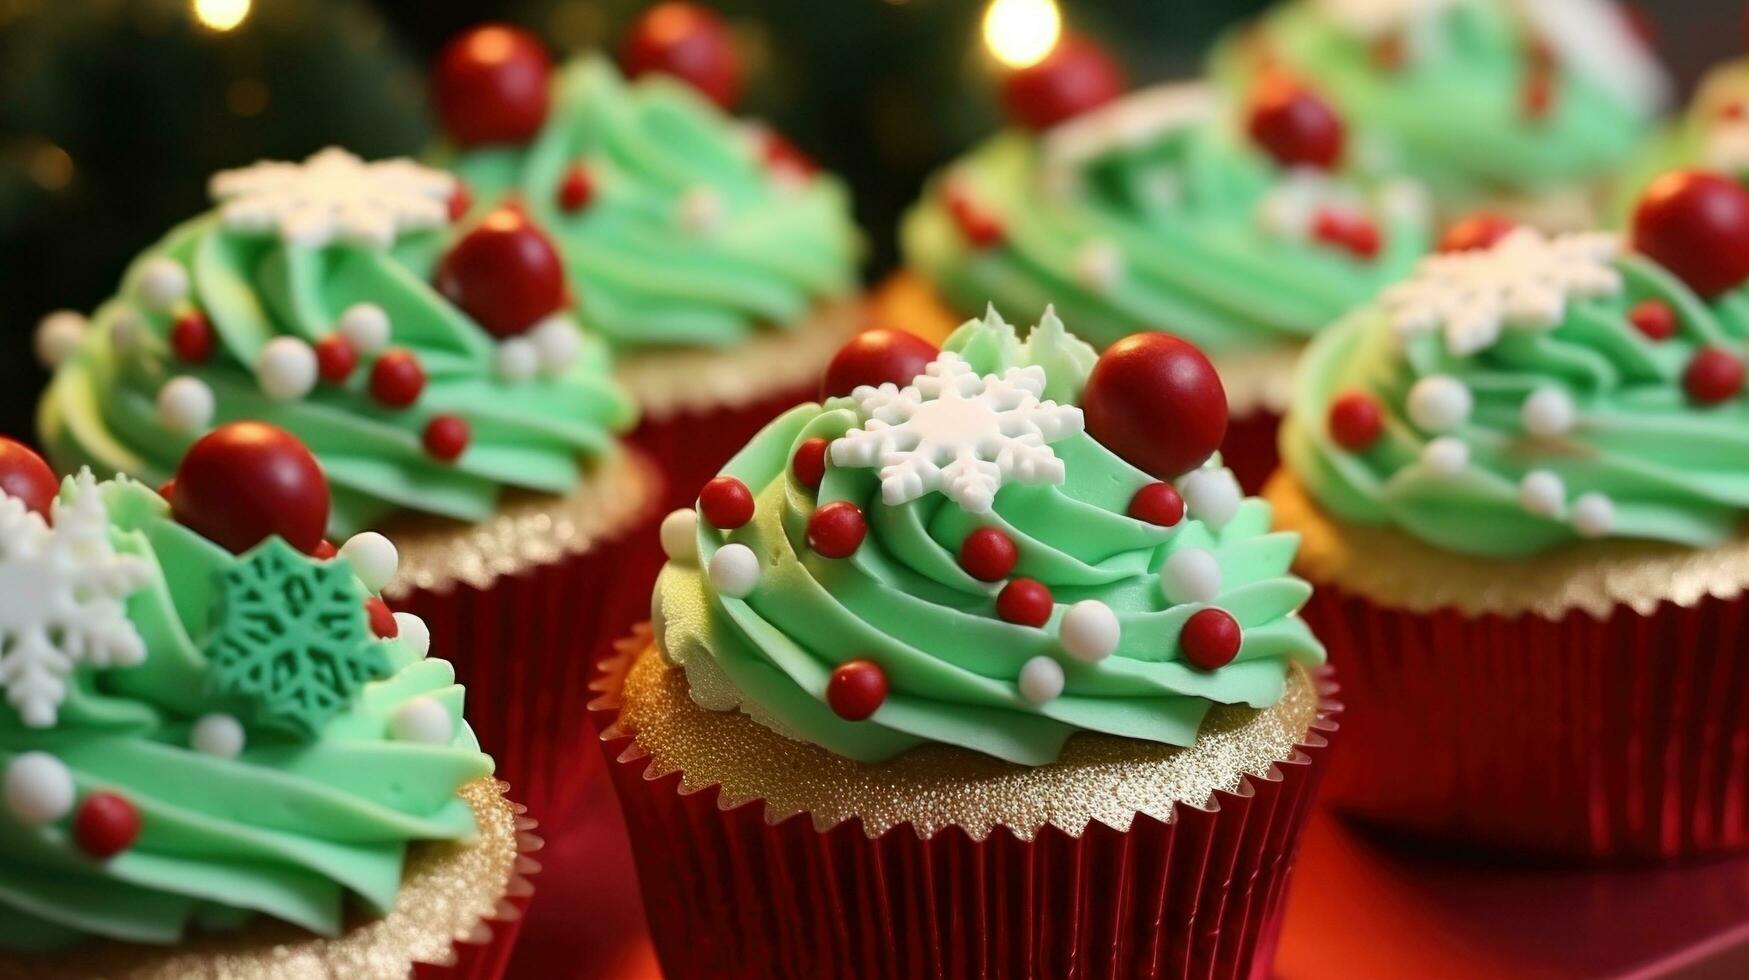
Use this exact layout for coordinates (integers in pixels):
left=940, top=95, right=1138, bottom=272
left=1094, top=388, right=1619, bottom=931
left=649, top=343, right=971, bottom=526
left=110, top=312, right=146, bottom=355
left=1420, top=437, right=1470, bottom=476
left=255, top=336, right=319, bottom=401
left=394, top=613, right=431, bottom=657
left=3, top=752, right=74, bottom=827
left=1160, top=548, right=1222, bottom=604
left=136, top=256, right=189, bottom=312
left=1522, top=387, right=1577, bottom=438
left=191, top=713, right=246, bottom=759
left=708, top=543, right=761, bottom=599
left=1519, top=470, right=1567, bottom=518
left=391, top=697, right=455, bottom=745
left=530, top=316, right=581, bottom=377
left=1406, top=375, right=1473, bottom=433
left=1059, top=600, right=1120, bottom=663
left=1180, top=467, right=1242, bottom=530
left=676, top=186, right=724, bottom=234
left=1017, top=655, right=1065, bottom=704
left=495, top=337, right=539, bottom=383
left=157, top=376, right=215, bottom=434
left=338, top=303, right=391, bottom=354
left=1572, top=492, right=1615, bottom=538
left=1073, top=240, right=1123, bottom=293
left=34, top=311, right=87, bottom=368
left=339, top=531, right=399, bottom=593
left=660, top=509, right=699, bottom=564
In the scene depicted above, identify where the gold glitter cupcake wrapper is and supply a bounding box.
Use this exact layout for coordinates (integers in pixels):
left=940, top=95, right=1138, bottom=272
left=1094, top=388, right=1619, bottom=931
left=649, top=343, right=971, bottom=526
left=0, top=778, right=540, bottom=980
left=381, top=448, right=662, bottom=598
left=1267, top=471, right=1749, bottom=619
left=594, top=632, right=1332, bottom=841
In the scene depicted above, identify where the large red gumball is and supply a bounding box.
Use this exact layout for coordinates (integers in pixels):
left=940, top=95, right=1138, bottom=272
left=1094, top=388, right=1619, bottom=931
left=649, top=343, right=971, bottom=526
left=0, top=438, right=58, bottom=518
left=821, top=329, right=939, bottom=398
left=436, top=208, right=568, bottom=338
left=1632, top=170, right=1749, bottom=299
left=1083, top=333, right=1228, bottom=480
left=1245, top=73, right=1345, bottom=170
left=621, top=3, right=742, bottom=110
left=171, top=422, right=330, bottom=555
left=999, top=34, right=1127, bottom=131
left=432, top=25, right=553, bottom=147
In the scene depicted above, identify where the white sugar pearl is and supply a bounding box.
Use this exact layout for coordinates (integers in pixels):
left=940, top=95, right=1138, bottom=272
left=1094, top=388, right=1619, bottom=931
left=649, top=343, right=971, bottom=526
left=339, top=303, right=391, bottom=354
left=1074, top=240, right=1123, bottom=293
left=1060, top=600, right=1120, bottom=663
left=1420, top=437, right=1470, bottom=476
left=1160, top=548, right=1222, bottom=604
left=391, top=697, right=454, bottom=745
left=495, top=338, right=539, bottom=383
left=531, top=316, right=581, bottom=377
left=4, top=752, right=74, bottom=827
left=1407, top=376, right=1472, bottom=433
left=339, top=531, right=399, bottom=592
left=1180, top=467, right=1241, bottom=530
left=1572, top=493, right=1615, bottom=538
left=191, top=713, right=246, bottom=759
left=677, top=187, right=724, bottom=234
left=660, top=509, right=699, bottom=564
left=256, top=337, right=318, bottom=401
left=1018, top=655, right=1066, bottom=704
left=34, top=311, right=87, bottom=368
left=1522, top=387, right=1576, bottom=438
left=136, top=256, right=189, bottom=312
left=392, top=613, right=430, bottom=658
left=157, top=376, right=215, bottom=434
left=110, top=311, right=145, bottom=354
left=709, top=543, right=761, bottom=599
left=1519, top=470, right=1566, bottom=518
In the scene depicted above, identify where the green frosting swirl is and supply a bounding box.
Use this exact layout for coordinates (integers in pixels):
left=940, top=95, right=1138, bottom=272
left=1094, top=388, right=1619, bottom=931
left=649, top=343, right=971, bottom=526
left=899, top=87, right=1430, bottom=354
left=39, top=203, right=634, bottom=538
left=439, top=56, right=861, bottom=351
left=0, top=476, right=491, bottom=950
left=656, top=310, right=1324, bottom=766
left=1282, top=231, right=1749, bottom=558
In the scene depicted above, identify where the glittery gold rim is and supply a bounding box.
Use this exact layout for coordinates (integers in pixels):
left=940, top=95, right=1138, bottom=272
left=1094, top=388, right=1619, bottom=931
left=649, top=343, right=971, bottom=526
left=1266, top=470, right=1749, bottom=619
left=380, top=448, right=662, bottom=598
left=613, top=299, right=865, bottom=422
left=0, top=778, right=541, bottom=980
left=592, top=629, right=1333, bottom=842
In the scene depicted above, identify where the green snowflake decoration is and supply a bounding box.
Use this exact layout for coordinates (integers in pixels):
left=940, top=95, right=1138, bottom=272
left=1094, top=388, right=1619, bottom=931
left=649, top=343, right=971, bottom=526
left=205, top=537, right=390, bottom=739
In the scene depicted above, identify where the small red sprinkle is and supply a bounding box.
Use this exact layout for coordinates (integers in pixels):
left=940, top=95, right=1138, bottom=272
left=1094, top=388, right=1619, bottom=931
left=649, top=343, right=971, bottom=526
left=1628, top=299, right=1677, bottom=341
left=170, top=312, right=215, bottom=363
left=1128, top=483, right=1185, bottom=527
left=945, top=187, right=1005, bottom=248
left=1181, top=608, right=1242, bottom=671
left=1684, top=348, right=1746, bottom=405
left=792, top=437, right=829, bottom=491
left=73, top=791, right=141, bottom=859
left=365, top=597, right=398, bottom=638
left=1313, top=210, right=1380, bottom=260
left=313, top=539, right=338, bottom=559
left=762, top=130, right=817, bottom=179
left=826, top=659, right=887, bottom=721
left=314, top=334, right=358, bottom=383
left=699, top=476, right=755, bottom=529
left=423, top=414, right=470, bottom=461
left=806, top=501, right=867, bottom=558
left=369, top=349, right=426, bottom=408
left=448, top=181, right=472, bottom=222
left=557, top=164, right=594, bottom=212
left=1438, top=212, right=1517, bottom=253
left=960, top=527, right=1018, bottom=583
left=1328, top=392, right=1384, bottom=450
left=1522, top=72, right=1555, bottom=120
left=996, top=577, right=1053, bottom=627
left=157, top=478, right=176, bottom=500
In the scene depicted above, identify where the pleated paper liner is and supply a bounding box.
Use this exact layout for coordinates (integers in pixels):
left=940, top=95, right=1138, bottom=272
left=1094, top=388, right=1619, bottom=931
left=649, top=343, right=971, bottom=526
left=0, top=778, right=540, bottom=980
left=380, top=448, right=665, bottom=820
left=1267, top=471, right=1749, bottom=861
left=590, top=627, right=1340, bottom=980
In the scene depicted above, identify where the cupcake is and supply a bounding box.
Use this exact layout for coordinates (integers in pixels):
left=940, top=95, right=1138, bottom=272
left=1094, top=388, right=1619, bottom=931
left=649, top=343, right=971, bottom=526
left=594, top=308, right=1335, bottom=977
left=429, top=11, right=865, bottom=509
left=34, top=146, right=659, bottom=817
left=0, top=432, right=533, bottom=976
left=1269, top=172, right=1749, bottom=859
left=891, top=38, right=1430, bottom=492
left=1210, top=0, right=1670, bottom=231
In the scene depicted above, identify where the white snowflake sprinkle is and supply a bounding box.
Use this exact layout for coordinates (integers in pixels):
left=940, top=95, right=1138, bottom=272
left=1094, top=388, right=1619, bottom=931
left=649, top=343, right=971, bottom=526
left=210, top=147, right=455, bottom=250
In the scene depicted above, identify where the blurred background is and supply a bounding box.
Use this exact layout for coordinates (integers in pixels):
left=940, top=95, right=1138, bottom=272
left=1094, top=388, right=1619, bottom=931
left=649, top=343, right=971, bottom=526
left=0, top=0, right=1742, bottom=437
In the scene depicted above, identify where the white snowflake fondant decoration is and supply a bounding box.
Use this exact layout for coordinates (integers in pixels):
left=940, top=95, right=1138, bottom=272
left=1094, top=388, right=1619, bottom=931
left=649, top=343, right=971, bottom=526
left=210, top=147, right=455, bottom=249
left=1384, top=228, right=1622, bottom=357
left=830, top=347, right=1085, bottom=514
left=0, top=471, right=152, bottom=728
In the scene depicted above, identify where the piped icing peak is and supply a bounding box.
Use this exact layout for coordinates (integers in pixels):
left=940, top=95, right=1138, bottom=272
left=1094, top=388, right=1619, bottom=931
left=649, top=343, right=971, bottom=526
left=653, top=309, right=1324, bottom=766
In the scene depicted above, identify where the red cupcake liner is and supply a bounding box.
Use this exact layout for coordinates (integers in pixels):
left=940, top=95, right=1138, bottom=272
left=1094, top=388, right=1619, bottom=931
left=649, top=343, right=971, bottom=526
left=590, top=635, right=1340, bottom=980
left=1221, top=408, right=1283, bottom=496
left=1307, top=585, right=1749, bottom=861
left=629, top=380, right=820, bottom=513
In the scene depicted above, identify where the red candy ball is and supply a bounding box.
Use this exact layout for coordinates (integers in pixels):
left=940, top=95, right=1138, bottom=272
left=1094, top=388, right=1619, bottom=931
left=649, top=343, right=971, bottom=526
left=73, top=791, right=141, bottom=859
left=1632, top=170, right=1749, bottom=298
left=761, top=130, right=817, bottom=179
left=621, top=3, right=742, bottom=110
left=557, top=164, right=594, bottom=212
left=1438, top=212, right=1518, bottom=253
left=792, top=437, right=829, bottom=491
left=946, top=189, right=1006, bottom=248
left=170, top=312, right=215, bottom=364
left=0, top=438, right=59, bottom=517
left=313, top=539, right=338, bottom=560
left=370, top=349, right=426, bottom=408
left=1128, top=482, right=1184, bottom=528
left=436, top=207, right=568, bottom=338
left=1180, top=608, right=1242, bottom=671
left=996, top=577, right=1053, bottom=627
left=1629, top=299, right=1677, bottom=341
left=1083, top=333, right=1228, bottom=481
left=432, top=24, right=553, bottom=147
left=699, top=476, right=755, bottom=529
left=821, top=329, right=939, bottom=399
left=448, top=181, right=473, bottom=222
left=314, top=334, right=358, bottom=383
left=1684, top=348, right=1745, bottom=405
left=365, top=596, right=399, bottom=638
left=826, top=659, right=887, bottom=721
left=171, top=422, right=330, bottom=555
left=960, top=527, right=1018, bottom=583
left=1246, top=73, right=1344, bottom=170
left=999, top=34, right=1126, bottom=131
left=806, top=501, right=867, bottom=558
left=1312, top=210, right=1381, bottom=260
left=1328, top=392, right=1384, bottom=450
left=423, top=415, right=470, bottom=461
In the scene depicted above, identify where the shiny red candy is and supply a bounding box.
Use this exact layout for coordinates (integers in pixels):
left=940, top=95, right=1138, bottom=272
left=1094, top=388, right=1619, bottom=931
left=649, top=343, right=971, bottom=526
left=996, top=578, right=1053, bottom=627
left=369, top=349, right=426, bottom=408
left=0, top=438, right=59, bottom=517
left=1312, top=210, right=1381, bottom=260
left=1329, top=392, right=1384, bottom=450
left=366, top=596, right=399, bottom=638
left=999, top=34, right=1126, bottom=131
left=557, top=164, right=594, bottom=212
left=945, top=188, right=1005, bottom=248
left=448, top=181, right=473, bottom=222
left=73, top=791, right=141, bottom=859
left=1684, top=348, right=1745, bottom=405
left=170, top=312, right=215, bottom=363
left=1438, top=213, right=1517, bottom=253
left=313, top=539, right=338, bottom=560
left=314, top=334, right=358, bottom=383
left=1181, top=608, right=1242, bottom=671
left=436, top=207, right=568, bottom=338
left=826, top=659, right=887, bottom=721
left=1632, top=170, right=1749, bottom=298
left=1628, top=299, right=1677, bottom=341
left=806, top=501, right=867, bottom=559
left=960, top=527, right=1018, bottom=583
left=621, top=3, right=742, bottom=109
left=821, top=328, right=938, bottom=398
left=1083, top=333, right=1228, bottom=480
left=1246, top=74, right=1344, bottom=170
left=1127, top=483, right=1184, bottom=528
left=791, top=437, right=829, bottom=491
left=170, top=422, right=330, bottom=555
left=423, top=415, right=470, bottom=461
left=433, top=24, right=553, bottom=147
left=699, top=476, right=755, bottom=529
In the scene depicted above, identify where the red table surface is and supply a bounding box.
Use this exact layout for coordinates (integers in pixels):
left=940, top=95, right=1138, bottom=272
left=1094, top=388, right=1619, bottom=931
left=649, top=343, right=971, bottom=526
left=517, top=738, right=1749, bottom=980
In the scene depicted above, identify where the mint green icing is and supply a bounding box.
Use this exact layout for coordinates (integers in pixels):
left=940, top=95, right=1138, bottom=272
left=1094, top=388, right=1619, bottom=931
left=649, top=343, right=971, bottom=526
left=438, top=56, right=861, bottom=351
left=38, top=209, right=635, bottom=538
left=0, top=476, right=491, bottom=950
left=899, top=91, right=1430, bottom=355
left=656, top=310, right=1324, bottom=766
